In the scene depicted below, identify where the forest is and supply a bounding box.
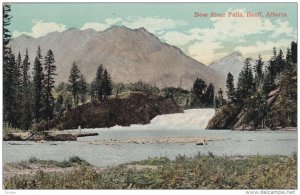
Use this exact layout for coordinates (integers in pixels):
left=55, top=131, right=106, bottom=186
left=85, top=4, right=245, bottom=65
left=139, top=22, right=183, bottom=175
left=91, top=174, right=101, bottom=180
left=208, top=41, right=297, bottom=130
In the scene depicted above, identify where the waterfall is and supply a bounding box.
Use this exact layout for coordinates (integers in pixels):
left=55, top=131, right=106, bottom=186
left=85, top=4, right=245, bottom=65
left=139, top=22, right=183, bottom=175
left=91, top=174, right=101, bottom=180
left=108, top=108, right=215, bottom=131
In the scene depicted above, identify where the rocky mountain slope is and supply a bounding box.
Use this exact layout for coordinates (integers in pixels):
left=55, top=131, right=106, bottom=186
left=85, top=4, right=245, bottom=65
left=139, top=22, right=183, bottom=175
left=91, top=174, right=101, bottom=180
left=10, top=26, right=224, bottom=90
left=210, top=51, right=259, bottom=84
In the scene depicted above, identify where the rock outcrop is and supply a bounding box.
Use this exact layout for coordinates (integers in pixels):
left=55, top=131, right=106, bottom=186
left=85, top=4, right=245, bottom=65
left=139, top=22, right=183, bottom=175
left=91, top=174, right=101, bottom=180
left=55, top=91, right=182, bottom=130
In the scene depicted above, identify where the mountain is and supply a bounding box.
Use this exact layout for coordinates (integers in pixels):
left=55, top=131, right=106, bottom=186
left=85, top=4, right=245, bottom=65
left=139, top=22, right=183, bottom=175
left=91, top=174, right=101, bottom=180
left=209, top=51, right=247, bottom=84
left=9, top=26, right=224, bottom=90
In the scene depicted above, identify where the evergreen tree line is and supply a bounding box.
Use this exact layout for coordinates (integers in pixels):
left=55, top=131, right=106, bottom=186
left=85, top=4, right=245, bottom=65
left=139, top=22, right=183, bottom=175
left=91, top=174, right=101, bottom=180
left=90, top=64, right=113, bottom=102
left=222, top=42, right=297, bottom=129
left=3, top=45, right=57, bottom=130
left=3, top=5, right=113, bottom=130
left=190, top=78, right=215, bottom=108
left=3, top=48, right=114, bottom=131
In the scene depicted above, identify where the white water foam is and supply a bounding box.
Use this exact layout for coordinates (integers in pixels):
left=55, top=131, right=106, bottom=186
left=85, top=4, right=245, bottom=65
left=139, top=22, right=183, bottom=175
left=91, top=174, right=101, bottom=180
left=100, top=108, right=215, bottom=131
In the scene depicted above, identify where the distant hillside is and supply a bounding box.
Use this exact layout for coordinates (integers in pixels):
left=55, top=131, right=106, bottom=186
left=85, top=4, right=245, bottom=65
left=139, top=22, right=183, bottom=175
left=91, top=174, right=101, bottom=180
left=10, top=26, right=224, bottom=90
left=210, top=51, right=259, bottom=84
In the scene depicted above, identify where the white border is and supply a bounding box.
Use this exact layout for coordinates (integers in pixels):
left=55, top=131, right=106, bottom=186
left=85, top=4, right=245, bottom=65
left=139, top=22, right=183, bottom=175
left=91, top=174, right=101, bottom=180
left=1, top=1, right=298, bottom=195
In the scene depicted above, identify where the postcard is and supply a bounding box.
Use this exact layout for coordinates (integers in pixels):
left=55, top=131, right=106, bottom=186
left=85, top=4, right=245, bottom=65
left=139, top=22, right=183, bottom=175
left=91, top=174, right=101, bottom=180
left=2, top=2, right=297, bottom=191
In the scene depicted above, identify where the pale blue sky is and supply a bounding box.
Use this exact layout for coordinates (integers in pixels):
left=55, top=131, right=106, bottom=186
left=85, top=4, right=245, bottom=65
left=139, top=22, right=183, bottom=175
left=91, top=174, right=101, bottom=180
left=9, top=3, right=297, bottom=64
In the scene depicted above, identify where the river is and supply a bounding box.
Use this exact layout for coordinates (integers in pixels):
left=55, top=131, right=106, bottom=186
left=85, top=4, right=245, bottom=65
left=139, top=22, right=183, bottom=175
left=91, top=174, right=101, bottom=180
left=3, top=109, right=297, bottom=167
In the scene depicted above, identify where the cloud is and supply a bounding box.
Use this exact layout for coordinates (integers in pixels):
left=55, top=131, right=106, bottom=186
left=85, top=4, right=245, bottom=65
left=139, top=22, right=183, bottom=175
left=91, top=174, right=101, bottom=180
left=159, top=8, right=296, bottom=64
left=122, top=16, right=187, bottom=34
left=81, top=17, right=122, bottom=31
left=234, top=39, right=294, bottom=58
left=191, top=9, right=277, bottom=42
left=270, top=19, right=293, bottom=38
left=188, top=41, right=227, bottom=65
left=161, top=31, right=191, bottom=46
left=13, top=20, right=66, bottom=38
left=81, top=22, right=109, bottom=31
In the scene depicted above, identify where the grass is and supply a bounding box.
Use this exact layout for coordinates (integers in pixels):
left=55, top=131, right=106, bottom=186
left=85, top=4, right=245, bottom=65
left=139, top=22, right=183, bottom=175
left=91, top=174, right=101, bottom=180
left=4, top=153, right=297, bottom=189
left=3, top=124, right=25, bottom=134
left=26, top=156, right=90, bottom=168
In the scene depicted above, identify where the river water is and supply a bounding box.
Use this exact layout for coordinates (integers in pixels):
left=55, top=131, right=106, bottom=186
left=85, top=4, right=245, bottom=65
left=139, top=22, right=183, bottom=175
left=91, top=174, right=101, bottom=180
left=3, top=109, right=297, bottom=167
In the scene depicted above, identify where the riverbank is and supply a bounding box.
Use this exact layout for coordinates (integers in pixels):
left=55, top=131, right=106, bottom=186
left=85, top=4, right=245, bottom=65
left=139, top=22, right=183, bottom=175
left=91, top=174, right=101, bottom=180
left=3, top=130, right=99, bottom=141
left=3, top=154, right=296, bottom=189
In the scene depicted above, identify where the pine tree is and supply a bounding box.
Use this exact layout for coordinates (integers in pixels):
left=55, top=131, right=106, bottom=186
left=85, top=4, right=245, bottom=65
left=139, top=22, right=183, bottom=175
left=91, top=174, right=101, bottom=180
left=203, top=83, right=214, bottom=107
left=95, top=64, right=104, bottom=101
left=254, top=54, right=264, bottom=84
left=215, top=88, right=225, bottom=109
left=32, top=47, right=44, bottom=122
left=68, top=62, right=81, bottom=106
left=191, top=78, right=207, bottom=107
left=43, top=49, right=56, bottom=120
left=285, top=44, right=296, bottom=71
left=3, top=4, right=15, bottom=126
left=78, top=74, right=88, bottom=103
left=291, top=41, right=297, bottom=63
left=226, top=72, right=235, bottom=102
left=14, top=52, right=23, bottom=127
left=90, top=80, right=97, bottom=101
left=236, top=58, right=255, bottom=101
left=102, top=69, right=113, bottom=100
left=3, top=4, right=12, bottom=46
left=20, top=49, right=32, bottom=130
left=286, top=48, right=292, bottom=63
left=4, top=49, right=21, bottom=127
left=276, top=49, right=285, bottom=73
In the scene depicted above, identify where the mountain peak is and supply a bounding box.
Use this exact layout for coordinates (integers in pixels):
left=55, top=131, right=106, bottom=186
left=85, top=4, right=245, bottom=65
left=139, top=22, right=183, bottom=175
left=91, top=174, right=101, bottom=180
left=209, top=50, right=246, bottom=83
left=231, top=50, right=242, bottom=56
left=10, top=25, right=224, bottom=90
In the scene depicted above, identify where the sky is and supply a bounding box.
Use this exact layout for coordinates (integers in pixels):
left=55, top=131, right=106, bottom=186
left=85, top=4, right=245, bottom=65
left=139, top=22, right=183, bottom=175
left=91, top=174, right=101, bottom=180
left=9, top=3, right=297, bottom=65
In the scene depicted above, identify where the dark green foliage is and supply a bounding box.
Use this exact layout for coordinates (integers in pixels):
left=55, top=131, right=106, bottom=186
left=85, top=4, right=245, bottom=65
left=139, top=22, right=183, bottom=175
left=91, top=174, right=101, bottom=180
left=263, top=47, right=284, bottom=95
left=78, top=75, right=88, bottom=103
left=203, top=83, right=214, bottom=106
left=291, top=41, right=297, bottom=63
left=209, top=42, right=297, bottom=130
left=93, top=64, right=104, bottom=101
left=68, top=62, right=81, bottom=106
left=3, top=48, right=22, bottom=128
left=236, top=58, right=255, bottom=102
left=191, top=78, right=214, bottom=108
left=214, top=88, right=226, bottom=109
left=43, top=50, right=56, bottom=120
left=226, top=72, right=235, bottom=102
left=32, top=47, right=44, bottom=123
left=102, top=69, right=113, bottom=100
left=91, top=64, right=113, bottom=101
left=3, top=4, right=12, bottom=47
left=3, top=5, right=20, bottom=128
left=266, top=63, right=297, bottom=128
left=20, top=49, right=32, bottom=130
left=254, top=54, right=264, bottom=85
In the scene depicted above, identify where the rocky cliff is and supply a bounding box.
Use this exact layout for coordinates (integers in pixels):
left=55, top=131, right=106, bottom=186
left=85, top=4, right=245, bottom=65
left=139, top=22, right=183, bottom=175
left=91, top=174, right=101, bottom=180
left=53, top=91, right=182, bottom=130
